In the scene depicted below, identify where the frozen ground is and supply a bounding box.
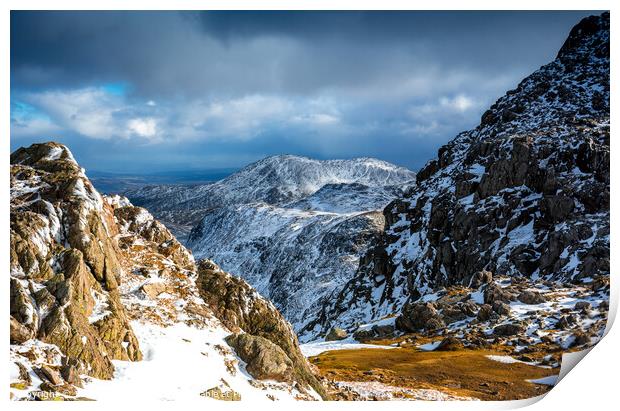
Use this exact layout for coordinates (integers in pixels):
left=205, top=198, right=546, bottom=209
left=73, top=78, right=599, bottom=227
left=79, top=321, right=317, bottom=401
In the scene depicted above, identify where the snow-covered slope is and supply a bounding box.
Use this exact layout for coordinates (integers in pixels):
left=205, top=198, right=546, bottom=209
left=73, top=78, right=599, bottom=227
left=311, top=12, right=610, bottom=335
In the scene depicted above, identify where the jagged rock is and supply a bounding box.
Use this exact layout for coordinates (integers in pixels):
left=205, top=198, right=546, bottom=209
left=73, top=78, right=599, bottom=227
left=36, top=365, right=63, bottom=385
left=493, top=323, right=524, bottom=337
left=225, top=333, right=294, bottom=382
left=10, top=316, right=32, bottom=344
left=396, top=302, right=446, bottom=332
left=10, top=142, right=142, bottom=383
left=517, top=291, right=547, bottom=305
left=325, top=327, right=348, bottom=341
left=60, top=364, right=83, bottom=388
left=11, top=142, right=325, bottom=401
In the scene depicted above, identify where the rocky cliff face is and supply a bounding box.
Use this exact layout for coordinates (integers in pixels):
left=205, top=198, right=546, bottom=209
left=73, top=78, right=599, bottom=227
left=10, top=143, right=325, bottom=400
left=313, top=13, right=609, bottom=335
left=10, top=143, right=142, bottom=387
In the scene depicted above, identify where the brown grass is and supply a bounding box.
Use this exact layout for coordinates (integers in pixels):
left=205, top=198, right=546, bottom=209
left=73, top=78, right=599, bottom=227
left=310, top=347, right=557, bottom=401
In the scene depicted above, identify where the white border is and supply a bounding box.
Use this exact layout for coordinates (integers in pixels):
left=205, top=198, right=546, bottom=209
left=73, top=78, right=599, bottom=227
left=2, top=1, right=617, bottom=410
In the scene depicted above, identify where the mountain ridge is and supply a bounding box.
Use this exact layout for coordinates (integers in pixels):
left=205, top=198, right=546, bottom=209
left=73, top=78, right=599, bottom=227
left=308, top=11, right=610, bottom=335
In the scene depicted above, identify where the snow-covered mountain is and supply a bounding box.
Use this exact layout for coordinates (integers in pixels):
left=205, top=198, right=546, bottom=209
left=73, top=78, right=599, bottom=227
left=122, top=155, right=415, bottom=242
left=10, top=143, right=326, bottom=400
left=309, top=12, right=610, bottom=335
left=178, top=157, right=415, bottom=339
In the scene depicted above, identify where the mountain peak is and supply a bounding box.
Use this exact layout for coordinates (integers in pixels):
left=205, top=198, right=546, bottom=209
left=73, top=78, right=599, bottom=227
left=10, top=141, right=78, bottom=168
left=557, top=12, right=609, bottom=60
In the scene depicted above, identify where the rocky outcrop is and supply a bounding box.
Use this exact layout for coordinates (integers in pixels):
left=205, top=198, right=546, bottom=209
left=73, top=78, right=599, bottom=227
left=10, top=143, right=141, bottom=382
left=11, top=143, right=326, bottom=401
left=196, top=259, right=327, bottom=399
left=315, top=13, right=610, bottom=333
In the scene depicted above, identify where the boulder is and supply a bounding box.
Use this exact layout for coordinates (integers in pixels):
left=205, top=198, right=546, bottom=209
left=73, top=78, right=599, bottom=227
left=493, top=323, right=524, bottom=336
left=477, top=304, right=494, bottom=322
left=325, top=327, right=348, bottom=341
left=492, top=301, right=511, bottom=316
left=396, top=302, right=446, bottom=332
left=197, top=259, right=327, bottom=399
left=60, top=364, right=83, bottom=388
left=352, top=324, right=395, bottom=342
left=484, top=283, right=515, bottom=305
left=225, top=333, right=294, bottom=382
left=540, top=195, right=575, bottom=224
left=435, top=336, right=464, bottom=351
left=558, top=314, right=578, bottom=330
left=140, top=282, right=170, bottom=298
left=574, top=301, right=592, bottom=312
left=468, top=270, right=493, bottom=288
left=36, top=365, right=63, bottom=386
left=571, top=331, right=591, bottom=347
left=517, top=291, right=547, bottom=305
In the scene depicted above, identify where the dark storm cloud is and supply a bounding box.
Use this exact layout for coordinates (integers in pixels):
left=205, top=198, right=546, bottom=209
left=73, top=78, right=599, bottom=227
left=10, top=10, right=600, bottom=173
left=12, top=10, right=594, bottom=97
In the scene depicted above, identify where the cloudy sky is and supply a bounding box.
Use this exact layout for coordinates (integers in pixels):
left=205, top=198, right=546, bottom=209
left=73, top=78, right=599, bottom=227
left=11, top=11, right=595, bottom=173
